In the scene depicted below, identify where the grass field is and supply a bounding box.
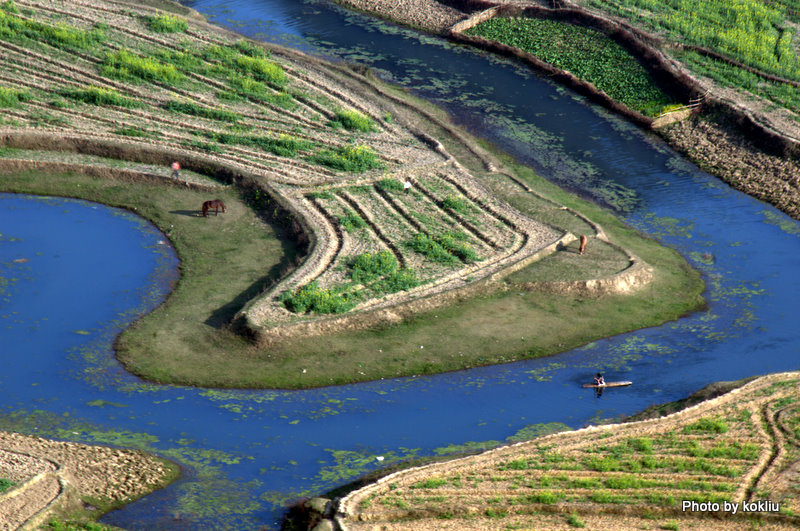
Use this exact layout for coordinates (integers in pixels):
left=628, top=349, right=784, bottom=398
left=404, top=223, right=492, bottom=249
left=338, top=372, right=800, bottom=530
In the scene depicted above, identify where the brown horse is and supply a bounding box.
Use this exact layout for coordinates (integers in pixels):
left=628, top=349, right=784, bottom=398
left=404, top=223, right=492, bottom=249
left=201, top=199, right=226, bottom=217
left=579, top=234, right=588, bottom=255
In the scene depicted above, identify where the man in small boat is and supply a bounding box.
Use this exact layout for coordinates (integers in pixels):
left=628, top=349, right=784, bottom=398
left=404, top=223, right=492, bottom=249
left=594, top=373, right=605, bottom=386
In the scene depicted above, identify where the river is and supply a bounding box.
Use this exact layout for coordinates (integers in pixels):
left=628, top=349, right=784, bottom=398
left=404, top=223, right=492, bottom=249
left=1, top=0, right=798, bottom=528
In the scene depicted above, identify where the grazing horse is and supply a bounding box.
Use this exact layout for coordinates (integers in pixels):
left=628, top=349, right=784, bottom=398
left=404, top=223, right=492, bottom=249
left=201, top=199, right=226, bottom=217
left=579, top=234, right=588, bottom=255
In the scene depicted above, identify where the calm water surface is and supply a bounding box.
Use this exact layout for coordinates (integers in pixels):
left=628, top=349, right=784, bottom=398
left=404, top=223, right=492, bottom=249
left=1, top=1, right=798, bottom=528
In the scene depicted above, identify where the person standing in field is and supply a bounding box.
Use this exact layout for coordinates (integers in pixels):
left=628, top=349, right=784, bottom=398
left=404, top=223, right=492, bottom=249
left=171, top=161, right=181, bottom=179
left=403, top=180, right=412, bottom=194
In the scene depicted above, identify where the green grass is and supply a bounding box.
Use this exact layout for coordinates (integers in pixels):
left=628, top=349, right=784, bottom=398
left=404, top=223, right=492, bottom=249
left=0, top=478, right=13, bottom=493
left=349, top=251, right=397, bottom=283
left=232, top=54, right=286, bottom=88
left=145, top=12, right=188, bottom=33
left=405, top=232, right=459, bottom=264
left=60, top=86, right=140, bottom=108
left=203, top=131, right=311, bottom=157
left=466, top=16, right=677, bottom=116
left=103, top=49, right=183, bottom=85
left=375, top=178, right=405, bottom=192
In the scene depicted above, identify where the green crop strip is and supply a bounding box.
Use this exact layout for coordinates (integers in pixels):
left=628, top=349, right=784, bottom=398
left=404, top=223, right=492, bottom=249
left=0, top=4, right=104, bottom=51
left=405, top=232, right=479, bottom=264
left=584, top=0, right=800, bottom=81
left=103, top=49, right=183, bottom=85
left=202, top=132, right=311, bottom=157
left=60, top=86, right=140, bottom=108
left=329, top=109, right=377, bottom=132
left=307, top=145, right=383, bottom=173
left=465, top=17, right=677, bottom=116
left=337, top=209, right=367, bottom=232
left=163, top=100, right=240, bottom=123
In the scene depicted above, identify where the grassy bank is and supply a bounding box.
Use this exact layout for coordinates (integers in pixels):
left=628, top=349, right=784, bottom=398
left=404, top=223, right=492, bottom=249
left=0, top=169, right=298, bottom=385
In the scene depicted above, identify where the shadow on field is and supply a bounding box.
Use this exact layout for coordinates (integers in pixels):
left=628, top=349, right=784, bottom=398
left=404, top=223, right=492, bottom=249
left=169, top=209, right=203, bottom=217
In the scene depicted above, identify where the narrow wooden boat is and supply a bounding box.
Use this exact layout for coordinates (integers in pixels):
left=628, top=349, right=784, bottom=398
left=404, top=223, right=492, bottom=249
left=582, top=381, right=633, bottom=388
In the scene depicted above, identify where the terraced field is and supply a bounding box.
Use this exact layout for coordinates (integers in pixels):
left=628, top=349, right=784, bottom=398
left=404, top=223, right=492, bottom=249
left=0, top=0, right=567, bottom=341
left=338, top=372, right=800, bottom=530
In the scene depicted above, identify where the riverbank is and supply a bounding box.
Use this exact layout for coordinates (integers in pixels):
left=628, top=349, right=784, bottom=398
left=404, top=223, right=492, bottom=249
left=331, top=0, right=800, bottom=222
left=0, top=430, right=178, bottom=528
left=320, top=372, right=800, bottom=530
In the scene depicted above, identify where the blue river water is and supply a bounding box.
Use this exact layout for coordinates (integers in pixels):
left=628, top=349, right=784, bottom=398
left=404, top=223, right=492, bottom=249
left=1, top=0, right=799, bottom=529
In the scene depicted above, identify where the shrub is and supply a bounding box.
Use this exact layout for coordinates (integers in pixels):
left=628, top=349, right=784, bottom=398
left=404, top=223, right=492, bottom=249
left=306, top=190, right=334, bottom=200
left=349, top=251, right=398, bottom=283
left=146, top=13, right=188, bottom=33
left=566, top=513, right=585, bottom=528
left=234, top=39, right=267, bottom=58
left=525, top=490, right=565, bottom=504
left=225, top=74, right=297, bottom=109
left=375, top=178, right=405, bottom=192
left=103, top=49, right=183, bottom=85
left=204, top=132, right=310, bottom=157
left=60, top=86, right=139, bottom=108
left=0, top=86, right=30, bottom=108
left=440, top=195, right=469, bottom=213
left=309, top=145, right=383, bottom=173
left=281, top=282, right=357, bottom=314
left=329, top=109, right=376, bottom=132
left=114, top=127, right=150, bottom=138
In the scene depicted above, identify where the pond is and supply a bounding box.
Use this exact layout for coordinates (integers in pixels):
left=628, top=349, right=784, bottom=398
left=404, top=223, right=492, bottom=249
left=1, top=1, right=799, bottom=528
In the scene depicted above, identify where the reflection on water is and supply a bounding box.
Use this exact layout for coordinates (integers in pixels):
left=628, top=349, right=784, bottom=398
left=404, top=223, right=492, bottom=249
left=0, top=0, right=799, bottom=528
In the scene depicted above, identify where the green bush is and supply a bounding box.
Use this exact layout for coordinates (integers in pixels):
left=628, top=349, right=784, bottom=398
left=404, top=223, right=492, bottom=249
left=329, top=109, right=376, bottom=132
left=0, top=86, right=30, bottom=108
left=281, top=282, right=357, bottom=314
left=225, top=74, right=297, bottom=109
left=146, top=13, right=188, bottom=33
left=103, top=49, right=183, bottom=85
left=306, top=190, right=334, bottom=200
left=60, top=86, right=139, bottom=108
left=309, top=145, right=383, bottom=173
left=566, top=513, right=585, bottom=528
left=349, top=251, right=398, bottom=283
left=114, top=127, right=150, bottom=138
left=234, top=39, right=267, bottom=58
left=163, top=100, right=240, bottom=122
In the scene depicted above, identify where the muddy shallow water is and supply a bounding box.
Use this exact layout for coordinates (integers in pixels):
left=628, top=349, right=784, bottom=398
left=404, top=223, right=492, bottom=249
left=1, top=1, right=799, bottom=529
